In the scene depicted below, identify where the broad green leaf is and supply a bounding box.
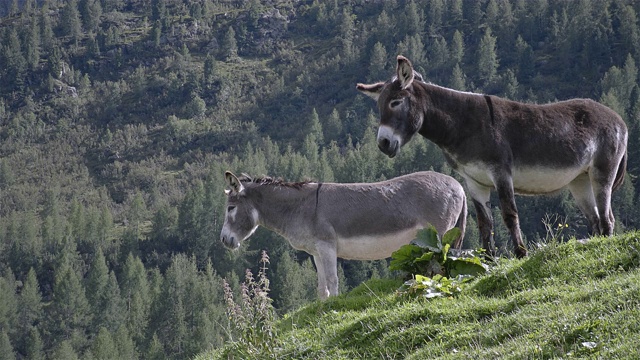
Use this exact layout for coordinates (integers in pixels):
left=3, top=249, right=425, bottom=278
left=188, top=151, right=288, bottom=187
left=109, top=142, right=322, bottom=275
left=390, top=244, right=423, bottom=271
left=448, top=258, right=487, bottom=277
left=442, top=227, right=462, bottom=247
left=411, top=226, right=441, bottom=252
left=413, top=251, right=434, bottom=265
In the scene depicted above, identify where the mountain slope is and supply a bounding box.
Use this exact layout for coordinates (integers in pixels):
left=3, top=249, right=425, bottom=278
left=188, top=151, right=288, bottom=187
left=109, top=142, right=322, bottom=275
left=199, top=232, right=640, bottom=359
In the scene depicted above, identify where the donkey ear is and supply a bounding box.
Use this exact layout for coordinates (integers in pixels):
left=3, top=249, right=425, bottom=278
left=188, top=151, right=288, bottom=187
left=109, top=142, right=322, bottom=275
left=224, top=171, right=244, bottom=194
left=397, top=55, right=414, bottom=89
left=356, top=82, right=385, bottom=101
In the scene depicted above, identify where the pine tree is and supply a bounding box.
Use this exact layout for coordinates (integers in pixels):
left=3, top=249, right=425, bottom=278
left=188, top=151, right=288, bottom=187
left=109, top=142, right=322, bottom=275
left=272, top=251, right=315, bottom=313
left=114, top=326, right=137, bottom=359
left=40, top=3, right=55, bottom=53
left=477, top=27, right=499, bottom=87
left=403, top=0, right=424, bottom=36
left=449, top=63, right=467, bottom=91
left=368, top=42, right=388, bottom=82
left=502, top=69, right=520, bottom=100
left=427, top=0, right=444, bottom=33
left=515, top=35, right=535, bottom=82
left=203, top=54, right=217, bottom=89
left=61, top=0, right=82, bottom=45
left=82, top=0, right=102, bottom=32
left=308, top=108, right=324, bottom=145
left=24, top=328, right=44, bottom=360
left=339, top=8, right=355, bottom=60
left=46, top=250, right=91, bottom=350
left=50, top=341, right=79, bottom=360
left=222, top=26, right=238, bottom=60
left=0, top=273, right=17, bottom=339
left=24, top=19, right=40, bottom=71
left=0, top=330, right=16, bottom=360
left=16, top=268, right=42, bottom=355
left=3, top=28, right=26, bottom=90
left=430, top=37, right=449, bottom=71
left=325, top=109, right=343, bottom=144
left=121, top=253, right=151, bottom=345
left=90, top=327, right=118, bottom=360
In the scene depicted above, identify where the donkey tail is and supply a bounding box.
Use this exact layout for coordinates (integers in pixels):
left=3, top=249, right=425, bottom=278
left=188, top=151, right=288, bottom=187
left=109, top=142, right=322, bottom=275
left=454, top=193, right=467, bottom=250
left=612, top=151, right=627, bottom=192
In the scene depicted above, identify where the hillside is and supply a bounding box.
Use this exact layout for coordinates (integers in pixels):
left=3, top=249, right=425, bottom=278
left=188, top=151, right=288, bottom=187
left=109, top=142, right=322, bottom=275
left=200, top=233, right=640, bottom=359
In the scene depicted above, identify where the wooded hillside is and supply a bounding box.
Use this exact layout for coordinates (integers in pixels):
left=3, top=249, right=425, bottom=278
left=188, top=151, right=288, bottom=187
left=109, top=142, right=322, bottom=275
left=0, top=0, right=639, bottom=358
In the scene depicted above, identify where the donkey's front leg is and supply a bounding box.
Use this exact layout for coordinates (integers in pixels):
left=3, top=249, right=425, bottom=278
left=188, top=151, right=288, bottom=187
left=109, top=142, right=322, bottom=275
left=495, top=177, right=528, bottom=258
left=313, top=244, right=338, bottom=299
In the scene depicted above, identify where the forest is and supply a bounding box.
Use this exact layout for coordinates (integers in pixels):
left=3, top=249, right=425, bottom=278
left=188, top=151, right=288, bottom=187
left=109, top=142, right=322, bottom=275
left=0, top=0, right=639, bottom=358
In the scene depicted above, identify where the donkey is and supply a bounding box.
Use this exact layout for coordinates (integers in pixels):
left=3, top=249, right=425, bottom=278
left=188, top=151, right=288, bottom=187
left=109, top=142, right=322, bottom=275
left=357, top=55, right=628, bottom=258
left=220, top=170, right=467, bottom=299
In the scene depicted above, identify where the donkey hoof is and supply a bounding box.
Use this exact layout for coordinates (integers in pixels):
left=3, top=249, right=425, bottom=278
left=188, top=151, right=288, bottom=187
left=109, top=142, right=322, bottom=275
left=515, top=247, right=528, bottom=259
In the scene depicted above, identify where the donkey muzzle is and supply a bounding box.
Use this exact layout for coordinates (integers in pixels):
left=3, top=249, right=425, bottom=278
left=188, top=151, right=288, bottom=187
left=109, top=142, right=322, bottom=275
left=221, top=233, right=240, bottom=249
left=378, top=137, right=399, bottom=158
left=377, top=125, right=401, bottom=158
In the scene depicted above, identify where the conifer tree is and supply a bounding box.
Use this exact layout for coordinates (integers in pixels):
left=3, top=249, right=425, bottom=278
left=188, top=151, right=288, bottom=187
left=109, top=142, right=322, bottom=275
left=449, top=63, right=467, bottom=91
left=325, top=108, right=343, bottom=144
left=24, top=19, right=40, bottom=71
left=50, top=341, right=79, bottom=360
left=61, top=0, right=82, bottom=45
left=0, top=330, right=15, bottom=360
left=222, top=27, right=238, bottom=60
left=0, top=273, right=17, bottom=339
left=477, top=27, right=499, bottom=87
left=403, top=0, right=424, bottom=36
left=121, top=253, right=151, bottom=346
left=114, top=326, right=137, bottom=359
left=272, top=251, right=315, bottom=313
left=368, top=42, right=388, bottom=82
left=90, top=327, right=118, bottom=360
left=24, top=328, right=44, bottom=360
left=16, top=268, right=42, bottom=356
left=46, top=249, right=91, bottom=350
left=3, top=28, right=26, bottom=90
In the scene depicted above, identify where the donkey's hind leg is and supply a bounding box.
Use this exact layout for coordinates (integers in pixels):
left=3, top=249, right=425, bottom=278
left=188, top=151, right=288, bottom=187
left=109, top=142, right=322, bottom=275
left=568, top=173, right=601, bottom=235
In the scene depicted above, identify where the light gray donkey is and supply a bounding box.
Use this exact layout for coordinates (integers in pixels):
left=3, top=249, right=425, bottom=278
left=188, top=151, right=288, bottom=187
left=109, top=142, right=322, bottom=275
left=220, top=171, right=467, bottom=299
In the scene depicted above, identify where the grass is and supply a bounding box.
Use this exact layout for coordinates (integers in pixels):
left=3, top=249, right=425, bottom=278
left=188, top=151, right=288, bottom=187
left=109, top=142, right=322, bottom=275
left=196, top=232, right=640, bottom=359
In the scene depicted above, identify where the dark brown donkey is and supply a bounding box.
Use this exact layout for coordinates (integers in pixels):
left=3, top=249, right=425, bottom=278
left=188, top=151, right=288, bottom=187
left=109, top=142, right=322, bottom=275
left=357, top=55, right=628, bottom=258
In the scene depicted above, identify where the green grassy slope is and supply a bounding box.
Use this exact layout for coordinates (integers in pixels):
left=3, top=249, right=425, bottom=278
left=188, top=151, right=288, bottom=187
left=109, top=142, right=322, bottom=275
left=199, top=232, right=640, bottom=359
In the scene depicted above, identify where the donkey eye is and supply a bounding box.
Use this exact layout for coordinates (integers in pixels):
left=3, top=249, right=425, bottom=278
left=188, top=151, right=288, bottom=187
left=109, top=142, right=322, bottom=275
left=390, top=99, right=403, bottom=108
left=227, top=205, right=236, bottom=212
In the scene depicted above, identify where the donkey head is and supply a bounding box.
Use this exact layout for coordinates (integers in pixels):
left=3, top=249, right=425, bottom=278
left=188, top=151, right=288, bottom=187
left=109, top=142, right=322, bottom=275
left=220, top=171, right=259, bottom=249
left=357, top=55, right=423, bottom=158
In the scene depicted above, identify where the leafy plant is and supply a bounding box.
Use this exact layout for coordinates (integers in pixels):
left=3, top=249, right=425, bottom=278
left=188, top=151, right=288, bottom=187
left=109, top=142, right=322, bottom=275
left=397, top=274, right=477, bottom=298
left=390, top=226, right=487, bottom=278
left=391, top=226, right=488, bottom=298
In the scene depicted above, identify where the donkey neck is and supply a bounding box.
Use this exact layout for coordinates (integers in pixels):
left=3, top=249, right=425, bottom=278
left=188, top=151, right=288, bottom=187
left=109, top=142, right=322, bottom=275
left=416, top=83, right=487, bottom=148
left=249, top=183, right=318, bottom=237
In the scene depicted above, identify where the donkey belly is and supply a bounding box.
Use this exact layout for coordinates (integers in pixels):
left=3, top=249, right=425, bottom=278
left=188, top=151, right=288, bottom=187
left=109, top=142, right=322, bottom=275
left=512, top=166, right=587, bottom=194
left=460, top=162, right=587, bottom=194
left=336, top=227, right=421, bottom=260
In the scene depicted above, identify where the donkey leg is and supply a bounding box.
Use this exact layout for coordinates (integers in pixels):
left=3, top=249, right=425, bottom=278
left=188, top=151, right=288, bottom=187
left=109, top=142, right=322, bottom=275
left=593, top=183, right=614, bottom=235
left=568, top=173, right=600, bottom=236
left=590, top=166, right=616, bottom=236
left=314, top=244, right=339, bottom=298
left=495, top=177, right=527, bottom=258
left=313, top=255, right=330, bottom=300
left=465, top=179, right=495, bottom=257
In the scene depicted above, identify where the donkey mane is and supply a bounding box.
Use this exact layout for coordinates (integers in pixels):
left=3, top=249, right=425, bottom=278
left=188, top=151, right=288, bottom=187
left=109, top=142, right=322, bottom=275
left=238, top=174, right=312, bottom=189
